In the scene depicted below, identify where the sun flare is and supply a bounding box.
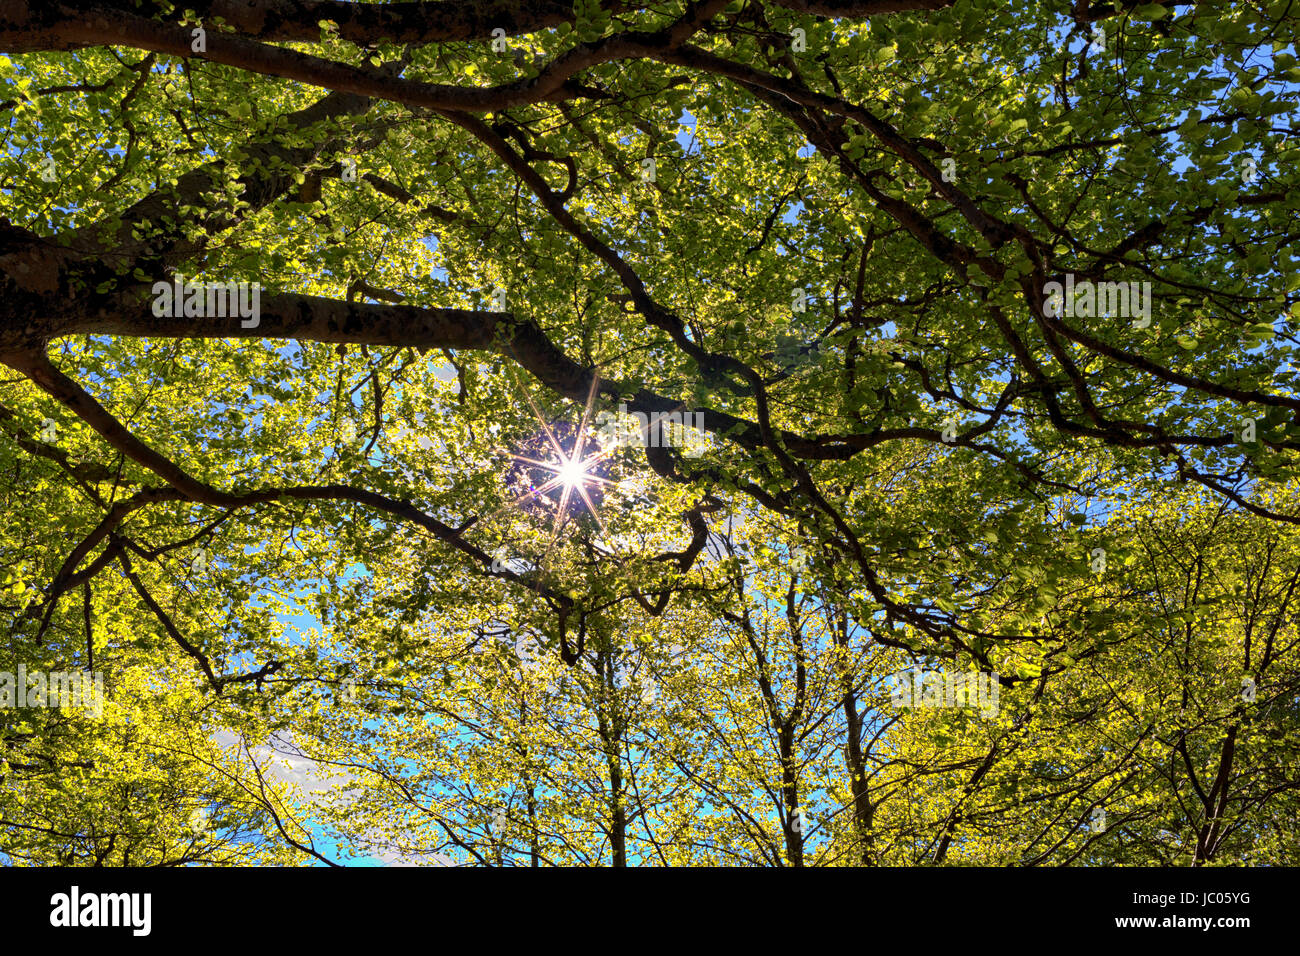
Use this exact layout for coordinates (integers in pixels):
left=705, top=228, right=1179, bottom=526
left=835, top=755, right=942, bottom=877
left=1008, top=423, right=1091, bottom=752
left=557, top=455, right=588, bottom=488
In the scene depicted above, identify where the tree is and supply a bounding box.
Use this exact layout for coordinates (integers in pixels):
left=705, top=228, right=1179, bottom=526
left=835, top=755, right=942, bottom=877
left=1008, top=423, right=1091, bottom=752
left=1, top=0, right=1298, bottom=865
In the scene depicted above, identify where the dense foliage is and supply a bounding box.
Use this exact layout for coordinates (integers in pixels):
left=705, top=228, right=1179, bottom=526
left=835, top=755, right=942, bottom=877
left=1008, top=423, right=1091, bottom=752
left=1, top=0, right=1298, bottom=865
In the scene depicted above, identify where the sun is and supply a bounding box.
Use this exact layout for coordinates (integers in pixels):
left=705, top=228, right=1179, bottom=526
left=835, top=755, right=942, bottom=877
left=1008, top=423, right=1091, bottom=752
left=557, top=454, right=588, bottom=489
left=478, top=369, right=621, bottom=575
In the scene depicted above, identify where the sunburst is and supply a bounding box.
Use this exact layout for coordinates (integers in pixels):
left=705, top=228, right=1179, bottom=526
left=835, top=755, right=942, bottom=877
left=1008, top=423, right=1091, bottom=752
left=482, top=368, right=618, bottom=571
left=480, top=361, right=694, bottom=575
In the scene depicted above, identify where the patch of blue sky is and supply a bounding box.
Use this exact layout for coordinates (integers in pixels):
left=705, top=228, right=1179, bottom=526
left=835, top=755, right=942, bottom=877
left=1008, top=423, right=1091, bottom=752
left=675, top=109, right=699, bottom=155
left=420, top=233, right=449, bottom=283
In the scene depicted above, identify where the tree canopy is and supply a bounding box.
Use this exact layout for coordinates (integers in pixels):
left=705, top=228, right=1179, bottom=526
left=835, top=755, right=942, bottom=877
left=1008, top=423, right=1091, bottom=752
left=1, top=0, right=1298, bottom=866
